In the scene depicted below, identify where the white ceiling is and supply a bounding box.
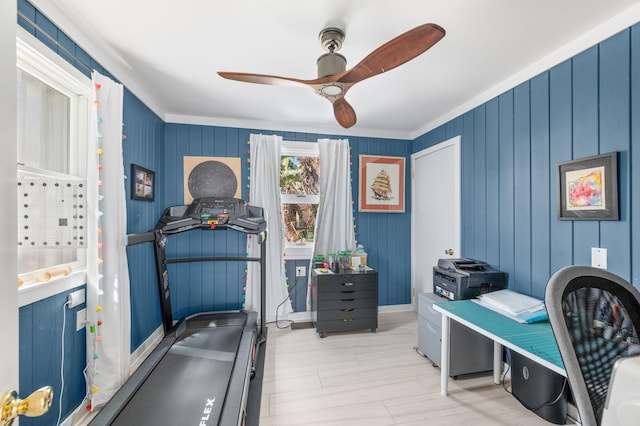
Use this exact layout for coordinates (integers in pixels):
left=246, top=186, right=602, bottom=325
left=30, top=0, right=640, bottom=140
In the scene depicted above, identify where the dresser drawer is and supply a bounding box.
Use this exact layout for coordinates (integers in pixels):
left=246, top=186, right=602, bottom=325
left=316, top=317, right=377, bottom=334
left=319, top=297, right=377, bottom=311
left=316, top=307, right=377, bottom=321
left=311, top=269, right=378, bottom=337
left=418, top=292, right=445, bottom=324
left=316, top=274, right=377, bottom=294
left=316, top=288, right=377, bottom=301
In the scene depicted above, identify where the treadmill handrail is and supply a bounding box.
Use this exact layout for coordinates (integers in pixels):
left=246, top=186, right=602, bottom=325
left=125, top=231, right=155, bottom=246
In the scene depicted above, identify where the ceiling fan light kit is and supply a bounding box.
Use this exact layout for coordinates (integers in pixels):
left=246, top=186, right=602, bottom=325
left=218, top=23, right=445, bottom=128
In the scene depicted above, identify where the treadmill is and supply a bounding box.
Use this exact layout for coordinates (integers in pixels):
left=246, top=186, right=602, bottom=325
left=89, top=197, right=267, bottom=426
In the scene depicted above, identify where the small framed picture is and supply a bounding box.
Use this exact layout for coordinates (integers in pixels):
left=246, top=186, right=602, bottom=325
left=557, top=152, right=618, bottom=220
left=359, top=155, right=406, bottom=213
left=131, top=164, right=155, bottom=201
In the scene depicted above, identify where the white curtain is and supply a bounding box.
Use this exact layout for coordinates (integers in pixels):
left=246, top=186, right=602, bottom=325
left=85, top=70, right=131, bottom=409
left=246, top=133, right=292, bottom=323
left=307, top=138, right=356, bottom=308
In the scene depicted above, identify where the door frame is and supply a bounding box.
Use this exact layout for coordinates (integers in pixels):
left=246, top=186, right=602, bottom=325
left=410, top=136, right=461, bottom=310
left=1, top=0, right=18, bottom=398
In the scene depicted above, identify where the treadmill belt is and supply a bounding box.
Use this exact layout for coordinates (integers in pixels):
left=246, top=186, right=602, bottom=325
left=110, top=313, right=246, bottom=425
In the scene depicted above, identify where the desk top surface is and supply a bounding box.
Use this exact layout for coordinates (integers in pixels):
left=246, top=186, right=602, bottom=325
left=435, top=299, right=564, bottom=371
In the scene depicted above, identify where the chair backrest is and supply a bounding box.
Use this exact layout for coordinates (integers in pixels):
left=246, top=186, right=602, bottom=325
left=545, top=266, right=640, bottom=426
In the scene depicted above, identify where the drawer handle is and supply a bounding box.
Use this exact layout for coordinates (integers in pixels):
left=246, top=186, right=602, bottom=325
left=342, top=282, right=354, bottom=286
left=342, top=308, right=354, bottom=312
left=341, top=291, right=355, bottom=294
left=341, top=298, right=355, bottom=302
left=343, top=318, right=353, bottom=322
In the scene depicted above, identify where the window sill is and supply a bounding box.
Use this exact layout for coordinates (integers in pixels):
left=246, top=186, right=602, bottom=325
left=18, top=269, right=87, bottom=307
left=284, top=245, right=313, bottom=261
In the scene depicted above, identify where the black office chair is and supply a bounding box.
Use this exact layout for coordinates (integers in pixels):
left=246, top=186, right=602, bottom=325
left=545, top=266, right=640, bottom=426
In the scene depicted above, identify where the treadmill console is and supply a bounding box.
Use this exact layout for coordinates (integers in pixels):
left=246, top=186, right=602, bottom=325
left=185, top=197, right=246, bottom=225
left=156, top=197, right=265, bottom=233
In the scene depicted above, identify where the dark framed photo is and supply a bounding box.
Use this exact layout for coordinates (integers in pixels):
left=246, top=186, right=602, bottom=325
left=132, top=164, right=155, bottom=201
left=557, top=152, right=618, bottom=220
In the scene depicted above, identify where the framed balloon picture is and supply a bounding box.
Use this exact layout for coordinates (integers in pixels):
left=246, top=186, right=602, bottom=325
left=557, top=152, right=618, bottom=220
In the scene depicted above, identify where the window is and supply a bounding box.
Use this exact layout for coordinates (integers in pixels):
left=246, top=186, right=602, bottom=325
left=280, top=141, right=319, bottom=257
left=16, top=30, right=92, bottom=295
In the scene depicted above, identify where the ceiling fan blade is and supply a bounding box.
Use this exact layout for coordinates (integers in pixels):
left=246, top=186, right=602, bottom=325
left=218, top=71, right=311, bottom=89
left=338, top=23, right=445, bottom=84
left=332, top=97, right=356, bottom=128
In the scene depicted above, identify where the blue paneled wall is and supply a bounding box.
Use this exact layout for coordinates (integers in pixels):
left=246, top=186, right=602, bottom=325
left=17, top=0, right=640, bottom=424
left=17, top=1, right=164, bottom=423
left=162, top=125, right=413, bottom=318
left=414, top=25, right=640, bottom=299
left=123, top=90, right=165, bottom=350
left=19, top=288, right=86, bottom=426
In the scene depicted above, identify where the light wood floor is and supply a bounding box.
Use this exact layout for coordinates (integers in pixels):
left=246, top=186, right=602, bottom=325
left=259, top=311, right=556, bottom=425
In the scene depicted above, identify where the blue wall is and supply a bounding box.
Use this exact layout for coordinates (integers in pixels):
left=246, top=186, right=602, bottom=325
left=123, top=90, right=165, bottom=350
left=18, top=288, right=86, bottom=426
left=414, top=25, right=640, bottom=299
left=17, top=0, right=640, bottom=423
left=17, top=1, right=163, bottom=423
left=161, top=125, right=413, bottom=319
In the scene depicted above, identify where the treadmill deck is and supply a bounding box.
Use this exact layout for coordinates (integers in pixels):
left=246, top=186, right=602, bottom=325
left=91, top=312, right=256, bottom=426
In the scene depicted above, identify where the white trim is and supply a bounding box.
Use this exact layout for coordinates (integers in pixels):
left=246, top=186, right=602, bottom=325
left=15, top=26, right=92, bottom=306
left=281, top=140, right=319, bottom=156
left=17, top=27, right=92, bottom=178
left=18, top=270, right=86, bottom=307
left=28, top=1, right=640, bottom=141
left=16, top=27, right=92, bottom=97
left=285, top=310, right=312, bottom=323
left=411, top=4, right=640, bottom=139
left=283, top=248, right=313, bottom=260
left=129, top=325, right=164, bottom=375
left=410, top=137, right=461, bottom=310
left=283, top=304, right=412, bottom=325
left=280, top=194, right=320, bottom=204
left=167, top=113, right=412, bottom=140
left=378, top=304, right=413, bottom=314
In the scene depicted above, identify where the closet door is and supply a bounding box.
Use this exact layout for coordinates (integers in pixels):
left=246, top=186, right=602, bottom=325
left=411, top=136, right=461, bottom=308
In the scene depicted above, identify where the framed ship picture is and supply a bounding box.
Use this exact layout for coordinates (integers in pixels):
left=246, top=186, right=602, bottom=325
left=359, top=155, right=405, bottom=213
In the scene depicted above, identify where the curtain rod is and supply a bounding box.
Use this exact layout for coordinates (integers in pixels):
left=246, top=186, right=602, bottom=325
left=17, top=10, right=94, bottom=74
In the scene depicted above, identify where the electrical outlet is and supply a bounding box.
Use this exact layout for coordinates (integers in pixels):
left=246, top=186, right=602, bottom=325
left=295, top=266, right=306, bottom=277
left=591, top=247, right=607, bottom=269
left=67, top=289, right=85, bottom=309
left=76, top=308, right=87, bottom=331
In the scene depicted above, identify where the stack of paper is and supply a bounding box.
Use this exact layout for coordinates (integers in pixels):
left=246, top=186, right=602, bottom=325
left=473, top=289, right=548, bottom=323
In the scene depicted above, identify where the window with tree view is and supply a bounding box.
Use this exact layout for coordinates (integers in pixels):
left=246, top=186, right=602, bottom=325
left=280, top=142, right=320, bottom=248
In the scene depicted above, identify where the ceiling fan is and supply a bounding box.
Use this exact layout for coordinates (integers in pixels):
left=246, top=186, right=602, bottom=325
left=218, top=23, right=445, bottom=128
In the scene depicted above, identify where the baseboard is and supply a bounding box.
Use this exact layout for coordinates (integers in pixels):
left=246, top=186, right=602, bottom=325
left=129, top=325, right=164, bottom=375
left=379, top=304, right=413, bottom=313
left=281, top=304, right=413, bottom=324
left=283, top=310, right=312, bottom=322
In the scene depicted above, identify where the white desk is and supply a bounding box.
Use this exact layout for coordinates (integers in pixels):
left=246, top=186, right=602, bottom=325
left=433, top=300, right=565, bottom=396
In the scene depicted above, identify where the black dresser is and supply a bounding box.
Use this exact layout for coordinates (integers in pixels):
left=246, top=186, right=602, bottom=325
left=310, top=268, right=378, bottom=338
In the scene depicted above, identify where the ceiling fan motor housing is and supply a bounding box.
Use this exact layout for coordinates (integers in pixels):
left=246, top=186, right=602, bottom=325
left=317, top=27, right=347, bottom=77
left=317, top=52, right=347, bottom=78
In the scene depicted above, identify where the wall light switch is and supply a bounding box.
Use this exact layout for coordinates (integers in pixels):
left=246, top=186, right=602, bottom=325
left=591, top=247, right=607, bottom=269
left=76, top=308, right=87, bottom=331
